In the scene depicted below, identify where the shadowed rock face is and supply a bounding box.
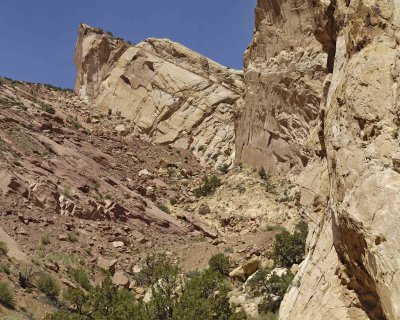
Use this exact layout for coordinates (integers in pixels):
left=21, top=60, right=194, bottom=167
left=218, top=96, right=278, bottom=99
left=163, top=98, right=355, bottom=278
left=74, top=24, right=243, bottom=168
left=235, top=0, right=327, bottom=176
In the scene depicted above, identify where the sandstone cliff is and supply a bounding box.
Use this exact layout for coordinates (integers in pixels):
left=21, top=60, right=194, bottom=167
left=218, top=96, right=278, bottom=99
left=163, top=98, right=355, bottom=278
left=235, top=0, right=327, bottom=176
left=74, top=24, right=243, bottom=168
left=236, top=0, right=400, bottom=319
left=263, top=1, right=400, bottom=319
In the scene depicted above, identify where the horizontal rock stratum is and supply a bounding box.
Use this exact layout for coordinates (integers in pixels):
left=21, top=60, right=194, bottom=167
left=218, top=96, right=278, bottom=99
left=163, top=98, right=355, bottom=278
left=74, top=24, right=243, bottom=168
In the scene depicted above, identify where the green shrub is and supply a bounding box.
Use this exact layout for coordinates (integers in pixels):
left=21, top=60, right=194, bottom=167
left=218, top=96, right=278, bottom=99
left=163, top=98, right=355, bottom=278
left=198, top=204, right=211, bottom=216
left=258, top=311, right=279, bottom=320
left=156, top=202, right=171, bottom=214
left=0, top=263, right=10, bottom=275
left=173, top=269, right=233, bottom=320
left=37, top=274, right=60, bottom=298
left=67, top=232, right=78, bottom=243
left=41, top=235, right=51, bottom=245
left=18, top=266, right=33, bottom=288
left=45, top=256, right=240, bottom=320
left=229, top=310, right=248, bottom=320
left=265, top=225, right=287, bottom=233
left=272, top=221, right=308, bottom=268
left=258, top=167, right=269, bottom=180
left=198, top=145, right=206, bottom=152
left=135, top=254, right=178, bottom=287
left=63, top=287, right=87, bottom=314
left=68, top=268, right=92, bottom=291
left=0, top=282, right=13, bottom=308
left=42, top=103, right=56, bottom=114
left=247, top=268, right=294, bottom=314
left=0, top=241, right=8, bottom=256
left=209, top=253, right=230, bottom=276
left=193, top=176, right=222, bottom=198
left=218, top=164, right=230, bottom=174
left=258, top=271, right=294, bottom=314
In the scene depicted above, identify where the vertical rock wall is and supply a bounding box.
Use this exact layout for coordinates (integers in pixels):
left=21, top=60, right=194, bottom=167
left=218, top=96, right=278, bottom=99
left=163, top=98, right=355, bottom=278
left=235, top=0, right=327, bottom=175
left=281, top=1, right=400, bottom=319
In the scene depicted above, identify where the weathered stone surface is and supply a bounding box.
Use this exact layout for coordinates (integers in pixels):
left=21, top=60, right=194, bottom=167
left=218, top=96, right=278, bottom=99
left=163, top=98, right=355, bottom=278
left=183, top=214, right=218, bottom=239
left=280, top=1, right=400, bottom=319
left=235, top=0, right=327, bottom=176
left=74, top=24, right=243, bottom=168
left=112, top=271, right=129, bottom=288
left=97, top=257, right=117, bottom=274
left=242, top=257, right=261, bottom=277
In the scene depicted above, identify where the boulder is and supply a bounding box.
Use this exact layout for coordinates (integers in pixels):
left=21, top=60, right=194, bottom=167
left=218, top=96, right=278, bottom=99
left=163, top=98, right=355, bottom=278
left=242, top=257, right=261, bottom=277
left=112, top=271, right=129, bottom=288
left=97, top=257, right=117, bottom=274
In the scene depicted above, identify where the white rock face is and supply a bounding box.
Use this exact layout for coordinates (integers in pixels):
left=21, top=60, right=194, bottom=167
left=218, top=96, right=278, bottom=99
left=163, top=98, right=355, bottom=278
left=280, top=0, right=400, bottom=319
left=235, top=0, right=327, bottom=175
left=74, top=24, right=243, bottom=167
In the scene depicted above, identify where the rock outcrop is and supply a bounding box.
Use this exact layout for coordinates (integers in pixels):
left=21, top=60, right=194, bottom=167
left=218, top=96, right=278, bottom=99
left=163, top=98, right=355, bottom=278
left=278, top=1, right=400, bottom=319
left=237, top=0, right=400, bottom=319
left=74, top=24, right=243, bottom=167
left=235, top=0, right=327, bottom=175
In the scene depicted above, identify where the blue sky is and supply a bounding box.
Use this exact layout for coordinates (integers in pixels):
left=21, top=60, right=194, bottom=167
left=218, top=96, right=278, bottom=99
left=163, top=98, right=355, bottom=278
left=0, top=1, right=256, bottom=89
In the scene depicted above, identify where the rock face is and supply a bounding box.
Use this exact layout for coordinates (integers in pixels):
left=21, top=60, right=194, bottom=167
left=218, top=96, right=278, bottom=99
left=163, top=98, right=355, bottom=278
left=238, top=0, right=400, bottom=319
left=235, top=0, right=327, bottom=175
left=279, top=1, right=400, bottom=319
left=74, top=24, right=243, bottom=167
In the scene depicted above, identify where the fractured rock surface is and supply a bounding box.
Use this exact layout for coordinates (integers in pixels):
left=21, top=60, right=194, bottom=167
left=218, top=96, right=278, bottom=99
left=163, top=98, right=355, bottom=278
left=74, top=24, right=243, bottom=168
left=235, top=0, right=327, bottom=175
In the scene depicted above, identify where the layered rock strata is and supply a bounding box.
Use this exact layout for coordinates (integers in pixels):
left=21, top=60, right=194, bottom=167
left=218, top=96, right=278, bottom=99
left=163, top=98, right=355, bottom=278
left=235, top=0, right=327, bottom=175
left=74, top=24, right=243, bottom=167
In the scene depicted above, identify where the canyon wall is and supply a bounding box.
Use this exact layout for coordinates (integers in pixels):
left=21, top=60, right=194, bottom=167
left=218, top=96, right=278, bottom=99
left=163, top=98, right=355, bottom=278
left=278, top=1, right=400, bottom=319
left=74, top=24, right=243, bottom=167
left=235, top=0, right=327, bottom=175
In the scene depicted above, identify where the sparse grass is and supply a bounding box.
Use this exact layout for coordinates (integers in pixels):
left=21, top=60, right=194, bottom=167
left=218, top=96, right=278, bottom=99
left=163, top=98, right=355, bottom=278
left=18, top=265, right=33, bottom=288
left=156, top=202, right=171, bottom=214
left=265, top=225, right=288, bottom=233
left=60, top=187, right=72, bottom=198
left=41, top=235, right=51, bottom=246
left=190, top=236, right=207, bottom=243
left=46, top=253, right=79, bottom=266
left=0, top=264, right=10, bottom=275
left=136, top=196, right=147, bottom=207
left=0, top=241, right=8, bottom=256
left=67, top=232, right=78, bottom=243
left=66, top=115, right=82, bottom=129
left=37, top=274, right=60, bottom=299
left=41, top=103, right=56, bottom=115
left=0, top=282, right=14, bottom=308
left=68, top=268, right=92, bottom=291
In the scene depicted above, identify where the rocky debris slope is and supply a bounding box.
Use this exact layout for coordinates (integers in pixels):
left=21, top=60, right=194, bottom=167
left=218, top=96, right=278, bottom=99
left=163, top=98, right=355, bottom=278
left=74, top=24, right=243, bottom=168
left=278, top=1, right=400, bottom=319
left=235, top=0, right=328, bottom=176
left=0, top=78, right=285, bottom=319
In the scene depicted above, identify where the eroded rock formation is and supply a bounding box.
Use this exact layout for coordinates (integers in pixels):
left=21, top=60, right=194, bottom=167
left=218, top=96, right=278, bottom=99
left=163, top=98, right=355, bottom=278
left=235, top=0, right=327, bottom=175
left=74, top=24, right=243, bottom=167
left=259, top=1, right=400, bottom=319
left=236, top=0, right=400, bottom=319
